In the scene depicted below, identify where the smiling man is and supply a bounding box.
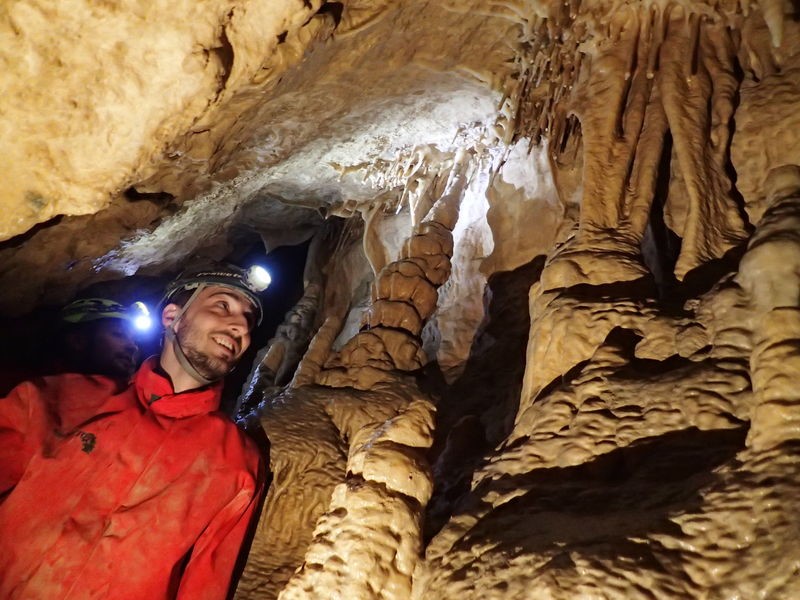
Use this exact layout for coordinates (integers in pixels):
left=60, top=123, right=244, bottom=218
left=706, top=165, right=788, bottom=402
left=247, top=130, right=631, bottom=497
left=160, top=267, right=262, bottom=392
left=0, top=263, right=269, bottom=599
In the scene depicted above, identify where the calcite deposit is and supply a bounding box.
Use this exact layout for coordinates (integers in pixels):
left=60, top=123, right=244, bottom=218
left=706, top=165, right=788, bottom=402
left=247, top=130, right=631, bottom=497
left=2, top=0, right=800, bottom=599
left=418, top=164, right=800, bottom=600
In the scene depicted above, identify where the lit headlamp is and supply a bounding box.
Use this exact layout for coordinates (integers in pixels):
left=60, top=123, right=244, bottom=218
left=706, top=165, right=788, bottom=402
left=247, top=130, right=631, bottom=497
left=245, top=265, right=272, bottom=292
left=129, top=301, right=152, bottom=331
left=62, top=297, right=153, bottom=332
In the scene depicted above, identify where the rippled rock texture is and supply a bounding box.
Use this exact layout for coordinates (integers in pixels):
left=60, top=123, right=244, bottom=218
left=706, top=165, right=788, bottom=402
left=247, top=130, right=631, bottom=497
left=3, top=0, right=800, bottom=598
left=234, top=3, right=800, bottom=599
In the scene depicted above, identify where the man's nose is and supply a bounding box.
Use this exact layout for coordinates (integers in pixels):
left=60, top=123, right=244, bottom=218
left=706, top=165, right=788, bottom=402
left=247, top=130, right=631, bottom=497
left=227, top=313, right=249, bottom=336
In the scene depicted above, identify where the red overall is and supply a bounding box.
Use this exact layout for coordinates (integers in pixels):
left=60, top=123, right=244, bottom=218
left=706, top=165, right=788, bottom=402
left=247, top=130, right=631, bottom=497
left=0, top=357, right=264, bottom=599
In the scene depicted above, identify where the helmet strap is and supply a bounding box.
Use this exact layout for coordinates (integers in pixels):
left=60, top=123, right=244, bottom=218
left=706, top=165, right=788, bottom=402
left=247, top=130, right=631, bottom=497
left=164, top=328, right=215, bottom=387
left=165, top=284, right=216, bottom=387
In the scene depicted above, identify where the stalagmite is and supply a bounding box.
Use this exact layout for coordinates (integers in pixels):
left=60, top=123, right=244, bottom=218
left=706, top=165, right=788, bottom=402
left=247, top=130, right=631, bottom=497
left=318, top=149, right=472, bottom=390
left=738, top=165, right=800, bottom=451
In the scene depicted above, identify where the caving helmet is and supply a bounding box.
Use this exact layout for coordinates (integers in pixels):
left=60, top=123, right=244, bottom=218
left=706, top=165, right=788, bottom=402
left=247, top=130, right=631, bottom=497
left=62, top=298, right=151, bottom=329
left=61, top=298, right=129, bottom=323
left=161, top=263, right=270, bottom=326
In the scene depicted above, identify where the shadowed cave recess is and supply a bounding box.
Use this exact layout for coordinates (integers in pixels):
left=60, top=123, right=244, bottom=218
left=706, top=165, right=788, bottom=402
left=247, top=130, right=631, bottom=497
left=2, top=0, right=800, bottom=598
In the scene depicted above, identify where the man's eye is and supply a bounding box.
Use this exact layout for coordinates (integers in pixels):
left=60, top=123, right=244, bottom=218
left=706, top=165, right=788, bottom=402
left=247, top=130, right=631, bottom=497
left=216, top=301, right=229, bottom=311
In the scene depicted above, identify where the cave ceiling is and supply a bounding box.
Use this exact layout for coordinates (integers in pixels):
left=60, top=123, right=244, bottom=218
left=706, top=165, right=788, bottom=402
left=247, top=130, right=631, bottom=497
left=0, top=0, right=520, bottom=314
left=2, top=0, right=798, bottom=316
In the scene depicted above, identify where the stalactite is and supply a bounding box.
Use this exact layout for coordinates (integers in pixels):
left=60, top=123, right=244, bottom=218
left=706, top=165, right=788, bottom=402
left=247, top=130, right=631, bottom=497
left=645, top=4, right=663, bottom=79
left=757, top=0, right=785, bottom=47
left=661, top=19, right=749, bottom=277
left=539, top=7, right=655, bottom=290
left=362, top=202, right=388, bottom=277
left=507, top=0, right=586, bottom=149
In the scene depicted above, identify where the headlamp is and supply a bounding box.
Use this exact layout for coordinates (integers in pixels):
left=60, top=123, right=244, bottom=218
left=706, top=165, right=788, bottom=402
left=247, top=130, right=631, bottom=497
left=130, top=301, right=152, bottom=331
left=245, top=265, right=272, bottom=292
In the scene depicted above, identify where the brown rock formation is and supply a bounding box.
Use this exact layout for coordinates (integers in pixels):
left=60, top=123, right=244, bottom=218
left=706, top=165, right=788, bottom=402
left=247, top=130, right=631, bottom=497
left=417, top=163, right=800, bottom=600
left=2, top=1, right=800, bottom=599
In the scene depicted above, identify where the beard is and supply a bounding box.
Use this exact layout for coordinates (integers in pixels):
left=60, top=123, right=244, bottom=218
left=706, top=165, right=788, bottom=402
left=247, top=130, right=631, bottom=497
left=176, top=322, right=238, bottom=381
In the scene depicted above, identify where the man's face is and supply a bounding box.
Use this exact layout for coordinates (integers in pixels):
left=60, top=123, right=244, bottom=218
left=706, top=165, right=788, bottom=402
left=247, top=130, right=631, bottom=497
left=172, top=286, right=255, bottom=381
left=88, top=319, right=139, bottom=378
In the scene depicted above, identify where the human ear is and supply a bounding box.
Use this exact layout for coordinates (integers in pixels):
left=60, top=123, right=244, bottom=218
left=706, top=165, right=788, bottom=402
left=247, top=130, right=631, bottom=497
left=161, top=304, right=181, bottom=329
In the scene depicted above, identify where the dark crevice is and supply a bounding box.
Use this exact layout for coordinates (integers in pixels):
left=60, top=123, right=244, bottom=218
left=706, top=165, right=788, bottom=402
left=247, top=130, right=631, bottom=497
left=551, top=276, right=659, bottom=306
left=466, top=425, right=748, bottom=554
left=317, top=2, right=343, bottom=27
left=527, top=355, right=595, bottom=410
left=641, top=129, right=680, bottom=300
left=723, top=54, right=753, bottom=233
left=676, top=242, right=748, bottom=300
left=356, top=323, right=422, bottom=342
left=425, top=256, right=546, bottom=541
left=123, top=187, right=175, bottom=204
left=615, top=32, right=640, bottom=140
left=214, top=13, right=235, bottom=93
left=0, top=215, right=64, bottom=251
left=690, top=18, right=701, bottom=76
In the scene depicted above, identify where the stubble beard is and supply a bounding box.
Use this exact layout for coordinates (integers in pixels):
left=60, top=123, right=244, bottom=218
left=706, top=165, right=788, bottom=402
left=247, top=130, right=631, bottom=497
left=177, top=323, right=237, bottom=381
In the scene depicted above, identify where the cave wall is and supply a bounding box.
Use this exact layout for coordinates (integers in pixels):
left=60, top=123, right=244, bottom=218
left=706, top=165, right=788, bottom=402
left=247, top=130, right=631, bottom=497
left=3, top=0, right=800, bottom=599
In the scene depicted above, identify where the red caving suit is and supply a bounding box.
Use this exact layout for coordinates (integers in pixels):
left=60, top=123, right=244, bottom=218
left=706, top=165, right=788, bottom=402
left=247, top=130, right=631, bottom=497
left=0, top=357, right=264, bottom=599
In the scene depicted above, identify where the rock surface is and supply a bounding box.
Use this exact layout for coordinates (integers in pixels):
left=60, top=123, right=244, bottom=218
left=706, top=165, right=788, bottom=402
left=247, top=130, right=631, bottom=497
left=2, top=1, right=800, bottom=599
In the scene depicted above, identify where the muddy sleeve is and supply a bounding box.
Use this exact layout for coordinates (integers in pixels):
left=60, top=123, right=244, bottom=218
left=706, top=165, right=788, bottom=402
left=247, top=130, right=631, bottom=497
left=0, top=382, right=45, bottom=496
left=176, top=471, right=264, bottom=600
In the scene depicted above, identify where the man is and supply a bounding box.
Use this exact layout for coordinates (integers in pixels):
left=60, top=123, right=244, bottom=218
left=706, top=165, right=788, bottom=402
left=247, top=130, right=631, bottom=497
left=0, top=263, right=268, bottom=599
left=57, top=297, right=142, bottom=382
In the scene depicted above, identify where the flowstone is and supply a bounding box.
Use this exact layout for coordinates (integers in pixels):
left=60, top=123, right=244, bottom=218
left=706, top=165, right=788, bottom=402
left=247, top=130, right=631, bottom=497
left=415, top=169, right=800, bottom=599
left=230, top=2, right=800, bottom=599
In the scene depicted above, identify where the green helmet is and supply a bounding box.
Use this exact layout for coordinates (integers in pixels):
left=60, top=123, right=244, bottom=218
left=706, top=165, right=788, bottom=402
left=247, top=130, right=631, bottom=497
left=61, top=298, right=130, bottom=324
left=161, top=262, right=269, bottom=326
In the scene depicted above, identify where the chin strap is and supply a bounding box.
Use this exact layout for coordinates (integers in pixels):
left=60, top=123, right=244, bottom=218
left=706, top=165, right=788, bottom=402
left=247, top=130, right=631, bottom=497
left=164, top=327, right=214, bottom=387
left=165, top=283, right=216, bottom=387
